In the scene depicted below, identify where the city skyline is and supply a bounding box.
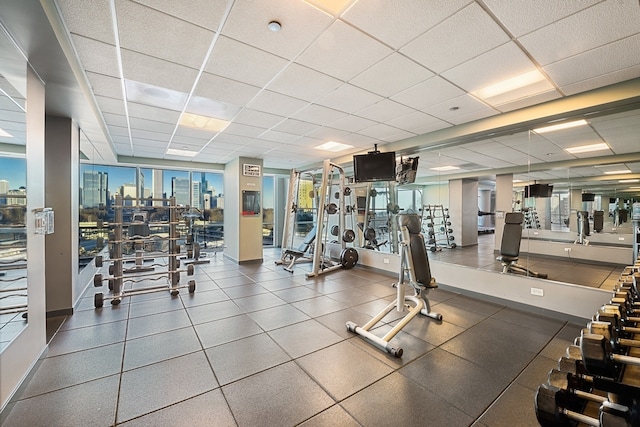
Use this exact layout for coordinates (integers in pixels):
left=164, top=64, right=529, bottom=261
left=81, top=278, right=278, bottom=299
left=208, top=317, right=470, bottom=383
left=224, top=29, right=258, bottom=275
left=0, top=157, right=26, bottom=190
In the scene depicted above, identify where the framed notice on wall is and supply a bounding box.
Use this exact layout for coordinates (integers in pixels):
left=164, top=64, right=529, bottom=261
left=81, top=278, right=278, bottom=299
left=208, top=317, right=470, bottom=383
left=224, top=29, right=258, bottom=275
left=242, top=190, right=261, bottom=216
left=243, top=164, right=261, bottom=177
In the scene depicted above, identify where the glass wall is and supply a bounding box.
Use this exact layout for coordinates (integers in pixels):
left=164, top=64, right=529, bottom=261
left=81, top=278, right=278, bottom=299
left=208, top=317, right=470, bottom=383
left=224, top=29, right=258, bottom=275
left=262, top=175, right=274, bottom=246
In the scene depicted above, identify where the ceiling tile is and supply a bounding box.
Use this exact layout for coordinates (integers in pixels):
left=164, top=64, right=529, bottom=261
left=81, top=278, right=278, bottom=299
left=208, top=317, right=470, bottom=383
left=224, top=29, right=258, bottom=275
left=386, top=111, right=450, bottom=135
left=268, top=63, right=342, bottom=102
left=355, top=99, right=415, bottom=122
left=120, top=49, right=199, bottom=93
left=127, top=102, right=181, bottom=123
left=401, top=3, right=510, bottom=73
left=194, top=72, right=261, bottom=106
left=56, top=0, right=116, bottom=44
left=560, top=64, right=640, bottom=96
left=70, top=35, right=120, bottom=77
left=303, top=126, right=349, bottom=141
left=221, top=0, right=333, bottom=60
left=131, top=0, right=229, bottom=31
left=116, top=0, right=214, bottom=69
left=349, top=53, right=433, bottom=97
left=95, top=95, right=126, bottom=116
left=296, top=20, right=393, bottom=81
left=483, top=0, right=601, bottom=37
left=260, top=130, right=299, bottom=143
left=342, top=0, right=471, bottom=49
left=233, top=108, right=285, bottom=128
left=518, top=1, right=640, bottom=66
left=543, top=34, right=640, bottom=88
left=423, top=94, right=495, bottom=123
left=358, top=123, right=406, bottom=140
left=441, top=42, right=536, bottom=93
left=272, top=118, right=320, bottom=135
left=316, top=84, right=382, bottom=113
left=212, top=133, right=254, bottom=145
left=86, top=72, right=123, bottom=98
left=131, top=128, right=172, bottom=142
left=129, top=117, right=175, bottom=134
left=391, top=76, right=465, bottom=110
left=290, top=104, right=348, bottom=125
left=204, top=35, right=290, bottom=87
left=222, top=122, right=268, bottom=138
left=493, top=90, right=561, bottom=113
left=247, top=90, right=308, bottom=116
left=328, top=115, right=377, bottom=133
left=103, top=112, right=128, bottom=128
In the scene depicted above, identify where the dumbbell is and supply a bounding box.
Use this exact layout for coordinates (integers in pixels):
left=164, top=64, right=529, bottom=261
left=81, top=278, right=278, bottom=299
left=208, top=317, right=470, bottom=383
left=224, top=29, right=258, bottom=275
left=580, top=333, right=640, bottom=379
left=599, top=305, right=640, bottom=325
left=595, top=312, right=640, bottom=336
left=588, top=320, right=640, bottom=351
left=535, top=383, right=633, bottom=426
left=547, top=369, right=605, bottom=405
left=558, top=356, right=590, bottom=376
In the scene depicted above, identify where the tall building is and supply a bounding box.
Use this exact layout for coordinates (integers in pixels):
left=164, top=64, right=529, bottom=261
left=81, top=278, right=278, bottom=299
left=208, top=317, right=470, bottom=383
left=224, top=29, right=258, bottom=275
left=191, top=181, right=201, bottom=209
left=136, top=169, right=144, bottom=205
left=171, top=177, right=190, bottom=206
left=82, top=171, right=108, bottom=208
left=0, top=180, right=9, bottom=194
left=120, top=183, right=136, bottom=206
left=152, top=169, right=163, bottom=206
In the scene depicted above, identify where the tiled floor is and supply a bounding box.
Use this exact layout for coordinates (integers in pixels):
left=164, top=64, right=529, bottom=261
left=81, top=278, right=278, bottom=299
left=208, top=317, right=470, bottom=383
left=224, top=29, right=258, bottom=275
left=428, top=233, right=626, bottom=290
left=1, top=246, right=602, bottom=427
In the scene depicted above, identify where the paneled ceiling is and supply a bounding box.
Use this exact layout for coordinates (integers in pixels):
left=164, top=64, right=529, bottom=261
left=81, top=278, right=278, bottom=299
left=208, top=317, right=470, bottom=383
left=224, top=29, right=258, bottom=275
left=1, top=0, right=640, bottom=194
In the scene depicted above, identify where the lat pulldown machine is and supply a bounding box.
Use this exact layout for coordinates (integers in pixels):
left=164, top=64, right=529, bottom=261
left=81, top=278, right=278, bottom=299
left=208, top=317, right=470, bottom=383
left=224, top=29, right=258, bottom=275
left=347, top=213, right=442, bottom=357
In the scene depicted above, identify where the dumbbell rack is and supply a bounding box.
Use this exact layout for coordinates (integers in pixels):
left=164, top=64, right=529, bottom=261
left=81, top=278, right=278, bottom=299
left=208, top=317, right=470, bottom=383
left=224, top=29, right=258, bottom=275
left=533, top=254, right=640, bottom=426
left=93, top=195, right=195, bottom=308
left=420, top=204, right=456, bottom=252
left=523, top=207, right=540, bottom=229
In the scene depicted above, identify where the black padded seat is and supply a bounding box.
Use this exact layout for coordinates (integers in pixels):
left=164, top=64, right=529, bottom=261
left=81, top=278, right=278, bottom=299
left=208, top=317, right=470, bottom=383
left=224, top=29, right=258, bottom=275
left=397, top=214, right=436, bottom=288
left=593, top=210, right=604, bottom=233
left=285, top=226, right=316, bottom=257
left=497, top=212, right=524, bottom=262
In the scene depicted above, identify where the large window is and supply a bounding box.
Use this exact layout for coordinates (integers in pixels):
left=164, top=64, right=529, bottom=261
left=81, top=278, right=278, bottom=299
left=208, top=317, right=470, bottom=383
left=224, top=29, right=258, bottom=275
left=262, top=176, right=274, bottom=246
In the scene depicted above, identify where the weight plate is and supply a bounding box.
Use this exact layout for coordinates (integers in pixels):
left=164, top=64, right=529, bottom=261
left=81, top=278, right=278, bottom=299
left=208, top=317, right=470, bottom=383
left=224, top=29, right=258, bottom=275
left=364, top=227, right=376, bottom=240
left=344, top=187, right=351, bottom=196
left=340, top=247, right=358, bottom=269
left=330, top=225, right=339, bottom=236
left=369, top=188, right=377, bottom=197
left=342, top=229, right=355, bottom=243
left=326, top=203, right=338, bottom=214
left=334, top=191, right=340, bottom=200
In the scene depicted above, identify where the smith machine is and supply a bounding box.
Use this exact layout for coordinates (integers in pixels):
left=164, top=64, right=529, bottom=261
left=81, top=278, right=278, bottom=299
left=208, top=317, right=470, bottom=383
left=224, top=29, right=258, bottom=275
left=276, top=159, right=358, bottom=278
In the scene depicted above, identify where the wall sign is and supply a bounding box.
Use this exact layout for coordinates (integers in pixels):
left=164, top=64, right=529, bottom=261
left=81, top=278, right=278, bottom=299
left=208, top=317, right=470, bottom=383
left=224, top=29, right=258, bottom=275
left=243, top=164, right=261, bottom=177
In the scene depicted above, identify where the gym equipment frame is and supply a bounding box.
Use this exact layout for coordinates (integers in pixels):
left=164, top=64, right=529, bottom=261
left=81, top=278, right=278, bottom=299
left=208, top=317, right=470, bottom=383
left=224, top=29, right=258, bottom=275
left=347, top=213, right=441, bottom=357
left=496, top=212, right=547, bottom=279
left=93, top=195, right=195, bottom=308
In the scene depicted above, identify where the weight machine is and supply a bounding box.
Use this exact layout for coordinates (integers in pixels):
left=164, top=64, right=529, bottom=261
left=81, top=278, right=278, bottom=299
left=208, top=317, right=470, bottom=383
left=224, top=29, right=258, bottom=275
left=277, top=159, right=358, bottom=277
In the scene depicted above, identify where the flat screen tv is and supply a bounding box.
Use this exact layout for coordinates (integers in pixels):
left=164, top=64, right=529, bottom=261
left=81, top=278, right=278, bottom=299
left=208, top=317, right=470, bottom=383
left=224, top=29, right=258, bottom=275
left=353, top=151, right=396, bottom=183
left=525, top=183, right=553, bottom=198
left=581, top=193, right=595, bottom=202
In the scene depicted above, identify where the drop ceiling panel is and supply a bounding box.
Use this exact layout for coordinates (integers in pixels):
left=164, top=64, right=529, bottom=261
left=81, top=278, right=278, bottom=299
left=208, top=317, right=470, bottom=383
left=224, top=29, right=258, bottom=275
left=559, top=65, right=640, bottom=95
left=441, top=42, right=538, bottom=92
left=259, top=130, right=299, bottom=144
left=342, top=0, right=471, bottom=49
left=423, top=94, right=496, bottom=123
left=204, top=36, right=289, bottom=87
left=303, top=126, right=349, bottom=141
left=493, top=90, right=561, bottom=113
left=247, top=90, right=308, bottom=117
left=385, top=111, right=448, bottom=134
left=355, top=99, right=415, bottom=123
left=401, top=3, right=510, bottom=74
left=132, top=0, right=229, bottom=31
left=268, top=63, right=342, bottom=102
left=316, top=84, right=383, bottom=113
left=211, top=133, right=254, bottom=146
left=518, top=0, right=640, bottom=66
left=128, top=117, right=175, bottom=134
left=272, top=118, right=320, bottom=135
left=130, top=128, right=172, bottom=142
left=126, top=103, right=181, bottom=123
left=194, top=72, right=261, bottom=106
left=108, top=125, right=129, bottom=137
left=390, top=76, right=466, bottom=111
left=116, top=0, right=214, bottom=69
left=94, top=96, right=126, bottom=116
left=120, top=49, right=199, bottom=93
left=349, top=53, right=433, bottom=97
left=359, top=123, right=412, bottom=140
left=56, top=0, right=116, bottom=44
left=296, top=20, right=393, bottom=81
left=102, top=112, right=128, bottom=128
left=221, top=0, right=333, bottom=60
left=543, top=34, right=640, bottom=87
left=173, top=126, right=215, bottom=140
left=85, top=72, right=123, bottom=98
left=233, top=109, right=285, bottom=128
left=221, top=122, right=267, bottom=138
left=70, top=35, right=120, bottom=77
left=290, top=104, right=349, bottom=125
left=328, top=115, right=377, bottom=133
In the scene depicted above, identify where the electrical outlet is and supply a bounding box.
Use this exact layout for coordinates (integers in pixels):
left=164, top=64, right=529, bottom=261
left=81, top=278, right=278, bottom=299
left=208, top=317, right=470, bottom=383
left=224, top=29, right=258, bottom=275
left=383, top=258, right=390, bottom=264
left=618, top=237, right=625, bottom=241
left=531, top=287, right=544, bottom=297
left=564, top=247, right=571, bottom=252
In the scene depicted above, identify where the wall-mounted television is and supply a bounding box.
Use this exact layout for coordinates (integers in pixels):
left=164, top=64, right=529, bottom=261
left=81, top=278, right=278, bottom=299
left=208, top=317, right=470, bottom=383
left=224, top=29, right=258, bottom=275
left=353, top=150, right=396, bottom=183
left=525, top=183, right=553, bottom=198
left=581, top=193, right=595, bottom=202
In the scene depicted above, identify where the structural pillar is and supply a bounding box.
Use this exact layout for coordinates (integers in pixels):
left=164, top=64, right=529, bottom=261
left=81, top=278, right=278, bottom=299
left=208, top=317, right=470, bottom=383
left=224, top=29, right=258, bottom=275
left=449, top=178, right=478, bottom=247
left=494, top=174, right=513, bottom=252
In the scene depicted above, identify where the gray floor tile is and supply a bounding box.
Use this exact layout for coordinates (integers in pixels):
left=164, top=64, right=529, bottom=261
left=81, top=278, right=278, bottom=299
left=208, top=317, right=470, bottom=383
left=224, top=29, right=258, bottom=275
left=221, top=282, right=269, bottom=298
left=195, top=314, right=263, bottom=349
left=117, top=351, right=217, bottom=423
left=399, top=348, right=511, bottom=419
left=298, top=340, right=394, bottom=400
left=179, top=288, right=229, bottom=308
left=490, top=306, right=566, bottom=335
left=342, top=372, right=473, bottom=426
left=127, top=294, right=184, bottom=318
left=126, top=309, right=192, bottom=340
left=315, top=307, right=377, bottom=339
left=247, top=303, right=310, bottom=331
left=2, top=375, right=119, bottom=427
left=540, top=322, right=583, bottom=360
left=430, top=300, right=490, bottom=329
left=515, top=354, right=557, bottom=391
left=233, top=292, right=287, bottom=312
left=390, top=315, right=466, bottom=346
left=123, top=326, right=202, bottom=371
left=118, top=389, right=235, bottom=427
left=298, top=405, right=360, bottom=427
left=46, top=320, right=127, bottom=357
left=443, top=294, right=505, bottom=317
left=268, top=319, right=343, bottom=358
left=206, top=333, right=290, bottom=385
left=186, top=299, right=243, bottom=325
left=471, top=317, right=556, bottom=353
left=19, top=342, right=124, bottom=399
left=222, top=362, right=334, bottom=426
left=273, top=285, right=322, bottom=302
left=476, top=382, right=540, bottom=427
left=292, top=295, right=351, bottom=317
left=348, top=327, right=435, bottom=368
left=60, top=305, right=129, bottom=331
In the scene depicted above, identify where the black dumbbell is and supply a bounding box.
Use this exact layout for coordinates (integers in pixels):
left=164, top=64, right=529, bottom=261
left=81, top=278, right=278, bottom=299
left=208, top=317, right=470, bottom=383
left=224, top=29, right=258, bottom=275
left=547, top=369, right=603, bottom=404
left=596, top=312, right=640, bottom=336
left=588, top=320, right=640, bottom=351
left=558, top=356, right=590, bottom=377
left=580, top=333, right=640, bottom=379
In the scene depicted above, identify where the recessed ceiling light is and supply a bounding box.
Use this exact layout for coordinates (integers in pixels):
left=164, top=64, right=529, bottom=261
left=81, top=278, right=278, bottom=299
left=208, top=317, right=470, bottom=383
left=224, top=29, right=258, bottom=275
left=125, top=79, right=188, bottom=111
left=513, top=179, right=522, bottom=183
left=179, top=112, right=230, bottom=133
left=0, top=128, right=13, bottom=138
left=268, top=21, right=281, bottom=32
left=533, top=119, right=588, bottom=134
left=315, top=141, right=353, bottom=152
left=471, top=69, right=552, bottom=105
left=430, top=165, right=460, bottom=172
left=166, top=148, right=198, bottom=157
left=619, top=179, right=640, bottom=183
left=604, top=169, right=631, bottom=175
left=564, top=142, right=609, bottom=154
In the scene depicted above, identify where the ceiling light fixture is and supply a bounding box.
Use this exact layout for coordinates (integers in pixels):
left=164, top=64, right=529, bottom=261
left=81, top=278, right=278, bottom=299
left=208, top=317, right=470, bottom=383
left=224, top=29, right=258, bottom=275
left=619, top=179, right=640, bottom=183
left=564, top=142, right=609, bottom=154
left=166, top=148, right=198, bottom=157
left=604, top=169, right=631, bottom=175
left=315, top=141, right=353, bottom=152
left=533, top=119, right=588, bottom=134
left=179, top=112, right=230, bottom=133
left=268, top=21, right=281, bottom=32
left=430, top=165, right=460, bottom=172
left=471, top=69, right=553, bottom=106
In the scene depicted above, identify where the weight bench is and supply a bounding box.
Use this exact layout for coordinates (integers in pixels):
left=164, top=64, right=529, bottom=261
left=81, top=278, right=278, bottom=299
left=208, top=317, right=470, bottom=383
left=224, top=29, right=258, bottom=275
left=347, top=213, right=442, bottom=357
left=277, top=226, right=317, bottom=272
left=497, top=212, right=547, bottom=279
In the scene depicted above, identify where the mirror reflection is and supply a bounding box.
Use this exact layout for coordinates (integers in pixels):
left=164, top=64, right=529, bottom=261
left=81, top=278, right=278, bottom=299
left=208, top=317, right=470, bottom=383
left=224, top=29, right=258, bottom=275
left=0, top=28, right=28, bottom=352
